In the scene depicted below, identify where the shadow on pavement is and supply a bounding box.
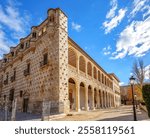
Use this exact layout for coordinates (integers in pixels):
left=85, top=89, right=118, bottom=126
left=97, top=110, right=149, bottom=121
left=16, top=112, right=41, bottom=121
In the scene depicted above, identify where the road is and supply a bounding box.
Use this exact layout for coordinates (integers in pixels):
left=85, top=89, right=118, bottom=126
left=52, top=105, right=150, bottom=121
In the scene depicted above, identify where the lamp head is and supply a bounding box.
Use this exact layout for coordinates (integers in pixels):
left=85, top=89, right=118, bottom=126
left=130, top=75, right=135, bottom=85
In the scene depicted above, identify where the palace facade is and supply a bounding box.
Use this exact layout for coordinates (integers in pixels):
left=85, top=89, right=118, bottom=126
left=0, top=8, right=121, bottom=114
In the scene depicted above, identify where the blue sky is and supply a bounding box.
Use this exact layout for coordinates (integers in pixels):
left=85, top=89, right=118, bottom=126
left=0, top=0, right=150, bottom=85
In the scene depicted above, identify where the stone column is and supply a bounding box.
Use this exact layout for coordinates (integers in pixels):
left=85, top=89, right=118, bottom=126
left=113, top=95, right=115, bottom=107
left=108, top=94, right=110, bottom=108
left=101, top=92, right=103, bottom=108
left=96, top=91, right=100, bottom=108
left=91, top=87, right=95, bottom=110
left=109, top=94, right=111, bottom=107
left=99, top=91, right=102, bottom=108
left=104, top=92, right=107, bottom=108
left=76, top=82, right=80, bottom=111
left=110, top=95, right=112, bottom=107
left=103, top=92, right=105, bottom=108
left=76, top=55, right=79, bottom=74
left=85, top=85, right=88, bottom=111
left=107, top=93, right=109, bottom=108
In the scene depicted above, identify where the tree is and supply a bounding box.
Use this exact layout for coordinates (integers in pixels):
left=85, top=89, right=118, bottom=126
left=132, top=59, right=145, bottom=91
left=142, top=84, right=150, bottom=118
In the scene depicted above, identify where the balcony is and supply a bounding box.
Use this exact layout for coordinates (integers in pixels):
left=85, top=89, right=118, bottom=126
left=24, top=69, right=30, bottom=76
left=40, top=60, right=48, bottom=67
left=4, top=79, right=8, bottom=85
left=10, top=76, right=15, bottom=82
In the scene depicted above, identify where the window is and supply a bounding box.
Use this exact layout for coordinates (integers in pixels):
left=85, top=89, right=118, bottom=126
left=25, top=42, right=29, bottom=48
left=11, top=52, right=14, bottom=57
left=102, top=74, right=104, bottom=84
left=50, top=15, right=54, bottom=22
left=24, top=63, right=30, bottom=76
left=4, top=95, right=6, bottom=100
left=9, top=89, right=14, bottom=101
left=20, top=44, right=24, bottom=49
left=4, top=58, right=7, bottom=63
left=43, top=53, right=48, bottom=65
left=11, top=70, right=16, bottom=82
left=27, top=63, right=30, bottom=73
left=32, top=32, right=36, bottom=38
left=40, top=53, right=48, bottom=67
left=4, top=73, right=9, bottom=84
left=20, top=91, right=23, bottom=98
left=6, top=73, right=9, bottom=80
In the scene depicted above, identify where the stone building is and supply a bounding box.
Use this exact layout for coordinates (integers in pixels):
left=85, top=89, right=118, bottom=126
left=120, top=84, right=144, bottom=105
left=0, top=8, right=120, bottom=114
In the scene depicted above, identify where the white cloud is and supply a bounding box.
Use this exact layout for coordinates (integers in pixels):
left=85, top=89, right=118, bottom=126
left=119, top=82, right=124, bottom=86
left=111, top=16, right=150, bottom=59
left=103, top=45, right=111, bottom=51
left=130, top=0, right=147, bottom=18
left=142, top=5, right=150, bottom=18
left=104, top=51, right=111, bottom=55
left=103, top=8, right=127, bottom=34
left=103, top=45, right=111, bottom=55
left=106, top=0, right=118, bottom=19
left=71, top=22, right=82, bottom=32
left=0, top=29, right=13, bottom=53
left=0, top=0, right=31, bottom=59
left=129, top=0, right=150, bottom=20
left=0, top=5, right=26, bottom=33
left=110, top=0, right=150, bottom=59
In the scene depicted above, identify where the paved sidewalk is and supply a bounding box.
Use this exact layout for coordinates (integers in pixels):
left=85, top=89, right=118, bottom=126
left=52, top=105, right=150, bottom=121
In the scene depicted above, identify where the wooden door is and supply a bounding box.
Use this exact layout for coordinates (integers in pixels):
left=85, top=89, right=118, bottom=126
left=69, top=93, right=72, bottom=109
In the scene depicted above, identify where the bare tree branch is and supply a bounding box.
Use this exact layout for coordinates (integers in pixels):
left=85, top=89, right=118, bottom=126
left=132, top=59, right=145, bottom=91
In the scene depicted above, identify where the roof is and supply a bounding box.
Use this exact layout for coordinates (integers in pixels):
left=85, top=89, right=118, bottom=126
left=109, top=73, right=120, bottom=82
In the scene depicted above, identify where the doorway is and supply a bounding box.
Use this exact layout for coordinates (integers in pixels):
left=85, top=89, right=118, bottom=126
left=23, top=98, right=29, bottom=112
left=69, top=93, right=73, bottom=109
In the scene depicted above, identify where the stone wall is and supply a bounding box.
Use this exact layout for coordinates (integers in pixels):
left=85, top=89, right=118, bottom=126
left=0, top=8, right=69, bottom=114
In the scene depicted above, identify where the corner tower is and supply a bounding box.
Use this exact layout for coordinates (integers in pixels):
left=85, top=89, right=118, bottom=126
left=47, top=8, right=69, bottom=113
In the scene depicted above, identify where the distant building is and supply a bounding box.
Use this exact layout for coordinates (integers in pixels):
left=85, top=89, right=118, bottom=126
left=0, top=8, right=121, bottom=114
left=120, top=84, right=144, bottom=105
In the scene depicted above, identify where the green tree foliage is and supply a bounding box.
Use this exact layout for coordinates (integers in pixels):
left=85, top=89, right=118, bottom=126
left=142, top=84, right=150, bottom=118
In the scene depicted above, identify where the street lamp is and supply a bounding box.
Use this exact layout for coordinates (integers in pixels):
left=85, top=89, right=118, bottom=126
left=129, top=76, right=137, bottom=121
left=134, top=94, right=138, bottom=109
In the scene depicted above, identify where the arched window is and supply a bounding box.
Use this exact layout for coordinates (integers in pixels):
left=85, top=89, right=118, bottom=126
left=105, top=76, right=107, bottom=85
left=68, top=48, right=77, bottom=68
left=98, top=71, right=100, bottom=81
left=93, top=67, right=97, bottom=79
left=102, top=74, right=104, bottom=84
left=87, top=62, right=92, bottom=76
left=50, top=14, right=55, bottom=22
left=79, top=56, right=86, bottom=72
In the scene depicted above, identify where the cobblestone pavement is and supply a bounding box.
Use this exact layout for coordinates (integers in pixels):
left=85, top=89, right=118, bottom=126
left=52, top=105, right=150, bottom=121
left=1, top=105, right=149, bottom=121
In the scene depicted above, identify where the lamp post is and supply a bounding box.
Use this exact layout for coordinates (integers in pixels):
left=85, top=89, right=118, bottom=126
left=129, top=76, right=137, bottom=121
left=134, top=94, right=138, bottom=109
